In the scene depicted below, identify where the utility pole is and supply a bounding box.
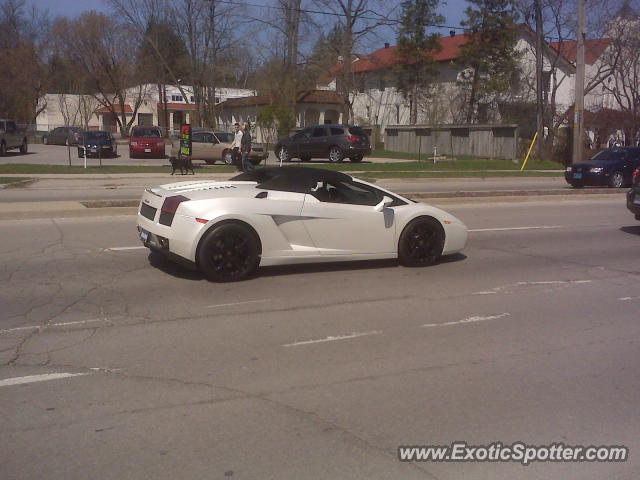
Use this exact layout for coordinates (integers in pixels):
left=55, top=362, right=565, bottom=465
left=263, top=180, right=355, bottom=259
left=535, top=0, right=544, bottom=161
left=572, top=0, right=586, bottom=164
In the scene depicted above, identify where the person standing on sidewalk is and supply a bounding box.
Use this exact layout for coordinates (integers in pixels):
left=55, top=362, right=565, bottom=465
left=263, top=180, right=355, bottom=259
left=241, top=122, right=253, bottom=172
left=231, top=122, right=243, bottom=171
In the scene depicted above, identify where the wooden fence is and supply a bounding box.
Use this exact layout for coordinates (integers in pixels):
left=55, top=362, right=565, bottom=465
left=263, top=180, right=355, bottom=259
left=383, top=124, right=519, bottom=159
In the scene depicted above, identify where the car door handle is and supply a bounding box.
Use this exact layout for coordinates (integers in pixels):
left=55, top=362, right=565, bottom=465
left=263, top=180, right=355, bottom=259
left=255, top=191, right=268, bottom=199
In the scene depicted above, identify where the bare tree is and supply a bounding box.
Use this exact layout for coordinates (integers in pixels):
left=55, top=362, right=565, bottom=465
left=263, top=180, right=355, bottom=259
left=313, top=0, right=397, bottom=122
left=52, top=12, right=149, bottom=136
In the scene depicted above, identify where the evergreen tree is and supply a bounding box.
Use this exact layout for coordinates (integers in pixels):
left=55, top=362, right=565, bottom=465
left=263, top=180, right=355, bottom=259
left=456, top=0, right=519, bottom=123
left=395, top=0, right=444, bottom=124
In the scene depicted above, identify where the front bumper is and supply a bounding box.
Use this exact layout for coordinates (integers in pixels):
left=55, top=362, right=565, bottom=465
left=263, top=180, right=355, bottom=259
left=78, top=145, right=115, bottom=157
left=131, top=144, right=166, bottom=156
left=564, top=170, right=609, bottom=186
left=627, top=188, right=640, bottom=219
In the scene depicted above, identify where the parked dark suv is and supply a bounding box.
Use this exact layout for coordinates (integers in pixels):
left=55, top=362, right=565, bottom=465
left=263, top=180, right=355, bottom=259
left=275, top=124, right=371, bottom=163
left=43, top=126, right=82, bottom=146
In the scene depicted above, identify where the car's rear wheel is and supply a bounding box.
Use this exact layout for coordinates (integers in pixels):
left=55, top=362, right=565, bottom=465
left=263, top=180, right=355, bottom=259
left=398, top=217, right=445, bottom=267
left=278, top=147, right=290, bottom=163
left=609, top=171, right=625, bottom=188
left=300, top=155, right=311, bottom=162
left=569, top=182, right=584, bottom=189
left=349, top=154, right=363, bottom=162
left=198, top=222, right=260, bottom=282
left=20, top=139, right=27, bottom=154
left=0, top=142, right=6, bottom=156
left=223, top=150, right=233, bottom=165
left=328, top=146, right=344, bottom=163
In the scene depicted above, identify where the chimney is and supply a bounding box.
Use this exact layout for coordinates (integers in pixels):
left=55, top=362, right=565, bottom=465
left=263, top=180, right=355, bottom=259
left=384, top=42, right=390, bottom=49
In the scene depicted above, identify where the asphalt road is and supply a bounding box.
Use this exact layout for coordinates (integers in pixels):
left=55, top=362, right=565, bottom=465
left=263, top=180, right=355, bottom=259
left=0, top=175, right=577, bottom=203
left=1, top=197, right=638, bottom=479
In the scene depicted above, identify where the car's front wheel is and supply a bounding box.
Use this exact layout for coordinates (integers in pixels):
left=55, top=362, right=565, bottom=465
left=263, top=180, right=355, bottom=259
left=328, top=146, right=344, bottom=163
left=278, top=147, right=290, bottom=163
left=300, top=155, right=311, bottom=162
left=609, top=171, right=625, bottom=188
left=350, top=154, right=363, bottom=162
left=198, top=222, right=260, bottom=282
left=223, top=150, right=234, bottom=165
left=398, top=217, right=445, bottom=267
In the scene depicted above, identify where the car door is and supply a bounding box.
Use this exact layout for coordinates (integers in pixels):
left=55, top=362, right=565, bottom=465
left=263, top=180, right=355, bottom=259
left=309, top=126, right=329, bottom=156
left=301, top=179, right=396, bottom=255
left=49, top=127, right=62, bottom=144
left=624, top=148, right=640, bottom=180
left=190, top=132, right=208, bottom=160
left=290, top=128, right=311, bottom=157
left=199, top=132, right=217, bottom=161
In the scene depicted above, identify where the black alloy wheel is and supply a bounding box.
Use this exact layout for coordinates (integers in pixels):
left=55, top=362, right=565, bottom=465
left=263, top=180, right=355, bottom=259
left=350, top=154, right=363, bottom=162
left=0, top=142, right=6, bottom=156
left=609, top=171, right=625, bottom=188
left=300, top=155, right=311, bottom=162
left=328, top=146, right=344, bottom=163
left=198, top=223, right=260, bottom=281
left=223, top=150, right=233, bottom=165
left=398, top=217, right=445, bottom=267
left=278, top=147, right=290, bottom=163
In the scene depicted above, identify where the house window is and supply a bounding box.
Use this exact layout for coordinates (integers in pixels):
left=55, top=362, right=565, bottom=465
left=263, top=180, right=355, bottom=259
left=190, top=96, right=195, bottom=102
left=215, top=96, right=221, bottom=104
left=171, top=95, right=183, bottom=102
left=542, top=70, right=552, bottom=99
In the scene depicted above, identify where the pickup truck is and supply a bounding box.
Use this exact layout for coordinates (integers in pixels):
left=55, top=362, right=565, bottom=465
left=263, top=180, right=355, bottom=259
left=0, top=119, right=28, bottom=156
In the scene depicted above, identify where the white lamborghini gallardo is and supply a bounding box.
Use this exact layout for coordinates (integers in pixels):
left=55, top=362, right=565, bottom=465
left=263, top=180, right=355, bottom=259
left=137, top=167, right=467, bottom=281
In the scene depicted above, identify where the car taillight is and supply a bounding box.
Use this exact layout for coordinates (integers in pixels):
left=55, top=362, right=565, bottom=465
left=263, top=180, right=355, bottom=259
left=159, top=195, right=189, bottom=226
left=633, top=168, right=640, bottom=185
left=347, top=135, right=359, bottom=143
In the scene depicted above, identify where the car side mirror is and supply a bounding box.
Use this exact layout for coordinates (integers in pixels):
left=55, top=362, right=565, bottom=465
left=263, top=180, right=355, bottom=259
left=310, top=181, right=324, bottom=192
left=374, top=195, right=393, bottom=212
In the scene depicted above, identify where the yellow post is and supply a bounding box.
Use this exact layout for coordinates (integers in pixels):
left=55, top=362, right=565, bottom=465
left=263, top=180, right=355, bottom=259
left=520, top=132, right=538, bottom=171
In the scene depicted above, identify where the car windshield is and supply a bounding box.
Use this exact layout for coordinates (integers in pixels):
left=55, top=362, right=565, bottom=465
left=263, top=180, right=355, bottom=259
left=215, top=133, right=234, bottom=143
left=83, top=132, right=110, bottom=141
left=592, top=149, right=628, bottom=161
left=132, top=128, right=161, bottom=138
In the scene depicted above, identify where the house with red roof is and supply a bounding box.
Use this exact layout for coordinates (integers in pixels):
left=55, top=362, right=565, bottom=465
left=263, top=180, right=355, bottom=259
left=324, top=26, right=581, bottom=129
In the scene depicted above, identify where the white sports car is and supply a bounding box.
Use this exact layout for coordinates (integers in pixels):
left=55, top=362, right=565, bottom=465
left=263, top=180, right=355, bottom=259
left=136, top=167, right=468, bottom=281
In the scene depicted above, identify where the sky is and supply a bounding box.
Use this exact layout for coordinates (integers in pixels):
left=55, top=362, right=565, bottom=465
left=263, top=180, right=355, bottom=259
left=34, top=0, right=470, bottom=30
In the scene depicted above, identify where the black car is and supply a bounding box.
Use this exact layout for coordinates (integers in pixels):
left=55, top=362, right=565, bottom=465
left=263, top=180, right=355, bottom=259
left=565, top=147, right=640, bottom=188
left=43, top=126, right=82, bottom=146
left=78, top=131, right=118, bottom=158
left=626, top=167, right=640, bottom=220
left=275, top=124, right=371, bottom=163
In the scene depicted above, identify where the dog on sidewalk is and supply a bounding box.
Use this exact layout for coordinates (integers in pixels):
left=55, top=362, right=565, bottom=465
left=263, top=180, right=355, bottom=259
left=169, top=155, right=195, bottom=175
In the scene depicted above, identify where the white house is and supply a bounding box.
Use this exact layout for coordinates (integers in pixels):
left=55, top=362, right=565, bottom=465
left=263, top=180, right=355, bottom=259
left=36, top=84, right=256, bottom=135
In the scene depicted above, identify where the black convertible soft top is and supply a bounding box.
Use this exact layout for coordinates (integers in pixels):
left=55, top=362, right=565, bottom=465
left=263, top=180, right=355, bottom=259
left=231, top=166, right=353, bottom=193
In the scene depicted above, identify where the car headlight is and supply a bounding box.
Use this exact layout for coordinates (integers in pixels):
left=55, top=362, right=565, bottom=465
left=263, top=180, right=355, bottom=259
left=131, top=141, right=138, bottom=146
left=565, top=166, right=572, bottom=172
left=590, top=167, right=604, bottom=173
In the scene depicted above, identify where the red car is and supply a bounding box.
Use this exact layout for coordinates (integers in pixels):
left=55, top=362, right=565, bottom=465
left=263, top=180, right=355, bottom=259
left=129, top=126, right=166, bottom=158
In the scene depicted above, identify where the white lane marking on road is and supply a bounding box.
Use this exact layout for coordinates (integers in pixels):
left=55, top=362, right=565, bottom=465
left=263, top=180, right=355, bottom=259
left=618, top=297, right=634, bottom=301
left=469, top=225, right=562, bottom=232
left=205, top=299, right=271, bottom=309
left=0, top=318, right=108, bottom=334
left=472, top=291, right=497, bottom=295
left=422, top=313, right=511, bottom=328
left=0, top=372, right=92, bottom=387
left=106, top=246, right=147, bottom=251
left=283, top=331, right=381, bottom=347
